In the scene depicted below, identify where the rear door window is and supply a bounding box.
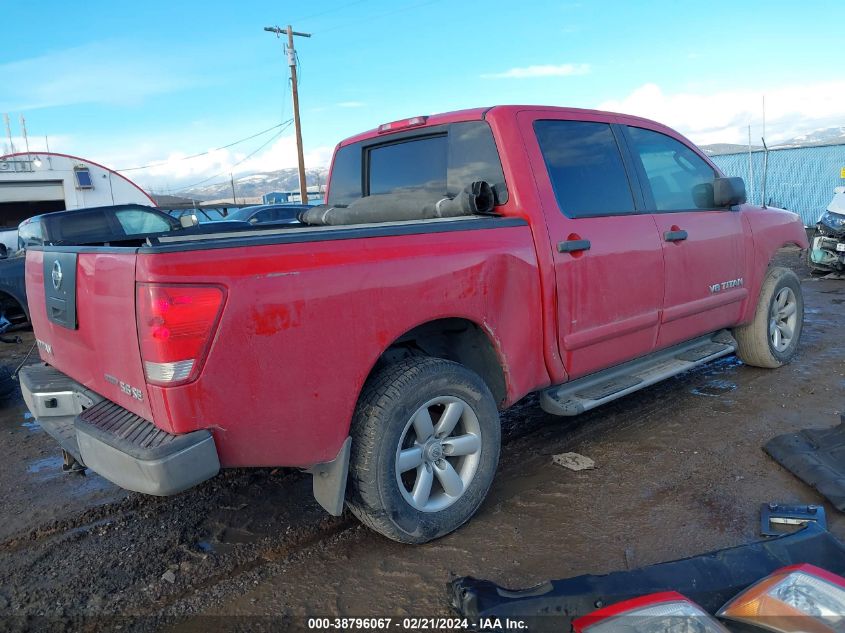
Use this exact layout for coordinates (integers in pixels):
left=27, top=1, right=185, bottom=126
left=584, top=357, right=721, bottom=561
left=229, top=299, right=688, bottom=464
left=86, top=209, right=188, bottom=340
left=625, top=126, right=717, bottom=211
left=534, top=120, right=636, bottom=218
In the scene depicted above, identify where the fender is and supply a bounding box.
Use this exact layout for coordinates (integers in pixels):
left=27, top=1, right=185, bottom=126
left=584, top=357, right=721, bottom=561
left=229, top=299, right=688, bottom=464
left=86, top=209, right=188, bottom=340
left=738, top=205, right=808, bottom=324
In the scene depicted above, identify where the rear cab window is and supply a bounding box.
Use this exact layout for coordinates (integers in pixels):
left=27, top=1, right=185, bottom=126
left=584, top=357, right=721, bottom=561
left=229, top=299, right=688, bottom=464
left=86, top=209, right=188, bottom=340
left=328, top=121, right=508, bottom=209
left=533, top=120, right=636, bottom=218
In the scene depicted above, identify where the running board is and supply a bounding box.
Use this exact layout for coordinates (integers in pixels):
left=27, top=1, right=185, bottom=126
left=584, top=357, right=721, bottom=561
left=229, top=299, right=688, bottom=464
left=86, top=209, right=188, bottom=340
left=540, top=330, right=737, bottom=416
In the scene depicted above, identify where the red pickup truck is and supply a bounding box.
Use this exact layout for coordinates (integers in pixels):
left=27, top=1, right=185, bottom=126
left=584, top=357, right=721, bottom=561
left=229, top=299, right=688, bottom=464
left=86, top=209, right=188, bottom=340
left=20, top=106, right=808, bottom=543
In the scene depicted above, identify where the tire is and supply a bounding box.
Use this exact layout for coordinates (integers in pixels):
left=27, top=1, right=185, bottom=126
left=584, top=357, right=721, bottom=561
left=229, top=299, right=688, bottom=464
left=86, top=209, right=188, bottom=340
left=346, top=356, right=501, bottom=544
left=733, top=266, right=803, bottom=368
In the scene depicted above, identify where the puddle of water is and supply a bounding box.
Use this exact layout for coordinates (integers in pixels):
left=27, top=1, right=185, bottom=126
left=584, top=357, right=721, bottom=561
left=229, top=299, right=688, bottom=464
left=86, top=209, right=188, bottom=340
left=27, top=455, right=63, bottom=474
left=25, top=454, right=118, bottom=498
left=691, top=380, right=738, bottom=397
left=21, top=411, right=41, bottom=432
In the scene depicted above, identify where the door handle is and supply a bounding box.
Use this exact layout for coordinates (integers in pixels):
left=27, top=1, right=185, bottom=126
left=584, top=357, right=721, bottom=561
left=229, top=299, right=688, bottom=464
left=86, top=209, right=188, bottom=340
left=664, top=230, right=688, bottom=242
left=558, top=239, right=591, bottom=253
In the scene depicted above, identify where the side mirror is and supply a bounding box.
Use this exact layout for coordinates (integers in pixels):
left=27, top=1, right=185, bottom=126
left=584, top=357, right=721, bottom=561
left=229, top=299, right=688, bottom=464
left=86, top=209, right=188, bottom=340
left=179, top=214, right=199, bottom=228
left=714, top=177, right=746, bottom=208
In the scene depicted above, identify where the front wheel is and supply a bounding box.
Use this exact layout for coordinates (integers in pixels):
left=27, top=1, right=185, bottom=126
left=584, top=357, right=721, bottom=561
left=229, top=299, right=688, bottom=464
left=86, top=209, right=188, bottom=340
left=346, top=357, right=501, bottom=543
left=734, top=266, right=803, bottom=368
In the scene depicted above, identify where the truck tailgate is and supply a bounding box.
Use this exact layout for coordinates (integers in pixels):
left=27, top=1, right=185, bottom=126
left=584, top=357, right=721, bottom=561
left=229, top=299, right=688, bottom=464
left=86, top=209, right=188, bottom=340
left=26, top=248, right=153, bottom=421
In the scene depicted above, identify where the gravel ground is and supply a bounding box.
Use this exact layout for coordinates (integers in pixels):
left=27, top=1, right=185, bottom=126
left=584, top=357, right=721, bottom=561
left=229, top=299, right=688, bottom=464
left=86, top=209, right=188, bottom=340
left=0, top=247, right=842, bottom=631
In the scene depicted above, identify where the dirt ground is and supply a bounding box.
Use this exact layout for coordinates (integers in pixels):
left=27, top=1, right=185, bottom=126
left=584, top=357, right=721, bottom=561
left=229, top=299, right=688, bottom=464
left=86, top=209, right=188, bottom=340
left=0, top=247, right=843, bottom=631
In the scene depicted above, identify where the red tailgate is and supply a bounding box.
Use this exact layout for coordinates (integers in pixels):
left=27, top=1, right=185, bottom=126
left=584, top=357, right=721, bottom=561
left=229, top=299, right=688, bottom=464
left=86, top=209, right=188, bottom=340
left=26, top=248, right=154, bottom=421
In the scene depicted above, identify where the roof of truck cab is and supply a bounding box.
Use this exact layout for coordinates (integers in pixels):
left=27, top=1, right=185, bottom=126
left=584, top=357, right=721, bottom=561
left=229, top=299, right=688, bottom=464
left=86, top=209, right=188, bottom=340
left=337, top=105, right=677, bottom=148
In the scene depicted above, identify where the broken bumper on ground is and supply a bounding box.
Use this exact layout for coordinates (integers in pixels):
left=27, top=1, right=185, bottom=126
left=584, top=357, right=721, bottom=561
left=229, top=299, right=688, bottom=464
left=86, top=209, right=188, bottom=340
left=19, top=363, right=220, bottom=496
left=449, top=523, right=845, bottom=632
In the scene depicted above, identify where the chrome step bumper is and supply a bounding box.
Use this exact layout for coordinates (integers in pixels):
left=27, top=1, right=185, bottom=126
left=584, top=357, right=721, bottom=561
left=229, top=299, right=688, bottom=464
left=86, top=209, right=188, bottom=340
left=19, top=363, right=219, bottom=496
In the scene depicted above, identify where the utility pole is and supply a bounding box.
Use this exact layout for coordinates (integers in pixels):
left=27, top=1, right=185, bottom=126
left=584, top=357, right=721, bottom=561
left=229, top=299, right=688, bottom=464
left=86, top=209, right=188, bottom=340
left=230, top=173, right=237, bottom=205
left=264, top=24, right=311, bottom=203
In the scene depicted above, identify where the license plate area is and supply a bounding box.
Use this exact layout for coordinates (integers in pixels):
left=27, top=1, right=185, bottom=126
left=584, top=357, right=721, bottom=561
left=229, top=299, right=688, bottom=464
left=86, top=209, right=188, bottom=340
left=836, top=243, right=845, bottom=252
left=43, top=252, right=78, bottom=329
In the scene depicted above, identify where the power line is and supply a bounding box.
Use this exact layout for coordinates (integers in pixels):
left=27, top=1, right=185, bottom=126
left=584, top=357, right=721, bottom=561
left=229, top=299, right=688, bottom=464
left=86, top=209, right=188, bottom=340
left=115, top=120, right=292, bottom=172
left=152, top=121, right=293, bottom=194
left=313, top=0, right=444, bottom=35
left=288, top=0, right=367, bottom=26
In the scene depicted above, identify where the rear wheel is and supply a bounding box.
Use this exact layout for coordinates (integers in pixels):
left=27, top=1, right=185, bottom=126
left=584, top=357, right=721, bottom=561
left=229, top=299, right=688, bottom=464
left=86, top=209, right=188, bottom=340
left=734, top=266, right=803, bottom=368
left=346, top=357, right=500, bottom=543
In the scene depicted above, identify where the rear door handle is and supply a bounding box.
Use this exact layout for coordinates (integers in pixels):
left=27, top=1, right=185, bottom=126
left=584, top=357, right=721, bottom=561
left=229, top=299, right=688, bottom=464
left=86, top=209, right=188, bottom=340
left=558, top=239, right=591, bottom=253
left=664, top=230, right=688, bottom=242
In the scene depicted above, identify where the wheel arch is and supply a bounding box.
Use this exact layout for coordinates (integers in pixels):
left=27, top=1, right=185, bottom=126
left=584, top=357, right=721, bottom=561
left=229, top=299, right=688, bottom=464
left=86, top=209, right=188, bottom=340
left=0, top=288, right=29, bottom=325
left=366, top=317, right=509, bottom=408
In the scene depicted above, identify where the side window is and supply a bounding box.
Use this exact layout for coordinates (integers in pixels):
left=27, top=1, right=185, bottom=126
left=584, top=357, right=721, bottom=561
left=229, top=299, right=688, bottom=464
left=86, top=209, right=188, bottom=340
left=18, top=221, right=44, bottom=251
left=534, top=120, right=636, bottom=218
left=327, top=144, right=361, bottom=206
left=114, top=209, right=174, bottom=235
left=448, top=121, right=508, bottom=203
left=626, top=127, right=716, bottom=211
left=253, top=209, right=278, bottom=223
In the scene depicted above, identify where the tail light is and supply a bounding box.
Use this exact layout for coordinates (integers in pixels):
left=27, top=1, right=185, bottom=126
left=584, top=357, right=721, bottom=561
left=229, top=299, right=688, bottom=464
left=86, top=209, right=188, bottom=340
left=573, top=592, right=730, bottom=633
left=136, top=284, right=225, bottom=386
left=718, top=564, right=845, bottom=633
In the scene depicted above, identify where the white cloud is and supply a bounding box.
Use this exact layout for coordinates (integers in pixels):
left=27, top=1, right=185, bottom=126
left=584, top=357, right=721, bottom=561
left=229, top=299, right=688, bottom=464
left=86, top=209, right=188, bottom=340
left=0, top=41, right=205, bottom=111
left=599, top=80, right=845, bottom=145
left=125, top=133, right=334, bottom=192
left=481, top=63, right=590, bottom=80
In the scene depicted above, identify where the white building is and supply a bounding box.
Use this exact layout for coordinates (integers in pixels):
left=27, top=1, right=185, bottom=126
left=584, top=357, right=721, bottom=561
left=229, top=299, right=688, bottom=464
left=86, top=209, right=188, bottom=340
left=0, top=152, right=154, bottom=250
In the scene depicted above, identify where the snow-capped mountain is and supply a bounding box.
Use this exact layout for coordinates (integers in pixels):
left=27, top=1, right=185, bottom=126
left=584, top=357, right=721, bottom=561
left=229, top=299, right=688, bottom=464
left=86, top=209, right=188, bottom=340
left=172, top=167, right=329, bottom=201
left=702, top=126, right=845, bottom=155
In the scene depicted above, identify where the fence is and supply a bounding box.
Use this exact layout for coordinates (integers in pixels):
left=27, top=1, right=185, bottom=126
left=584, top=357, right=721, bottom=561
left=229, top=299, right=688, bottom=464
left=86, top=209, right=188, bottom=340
left=709, top=144, right=845, bottom=227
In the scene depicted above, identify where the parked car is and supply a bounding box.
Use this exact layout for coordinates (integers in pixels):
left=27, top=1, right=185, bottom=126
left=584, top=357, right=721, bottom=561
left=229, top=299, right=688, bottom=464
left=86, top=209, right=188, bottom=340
left=19, top=203, right=199, bottom=248
left=4, top=204, right=249, bottom=326
left=224, top=204, right=312, bottom=225
left=20, top=106, right=808, bottom=544
left=808, top=186, right=845, bottom=274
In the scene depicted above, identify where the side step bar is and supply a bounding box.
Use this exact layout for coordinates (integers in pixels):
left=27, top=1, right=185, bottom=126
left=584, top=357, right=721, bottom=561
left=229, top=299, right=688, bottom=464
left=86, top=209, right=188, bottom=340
left=540, top=330, right=737, bottom=416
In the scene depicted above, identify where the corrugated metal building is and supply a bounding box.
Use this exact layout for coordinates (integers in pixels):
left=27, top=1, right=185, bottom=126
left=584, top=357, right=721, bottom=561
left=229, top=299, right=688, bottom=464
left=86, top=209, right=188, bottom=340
left=709, top=143, right=845, bottom=227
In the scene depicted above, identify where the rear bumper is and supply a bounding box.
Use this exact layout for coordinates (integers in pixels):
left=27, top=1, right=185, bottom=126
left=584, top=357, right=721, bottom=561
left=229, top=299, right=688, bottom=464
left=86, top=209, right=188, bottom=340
left=19, top=363, right=220, bottom=496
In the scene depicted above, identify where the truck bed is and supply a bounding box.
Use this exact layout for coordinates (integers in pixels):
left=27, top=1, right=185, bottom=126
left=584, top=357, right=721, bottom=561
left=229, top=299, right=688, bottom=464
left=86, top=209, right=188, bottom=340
left=27, top=214, right=546, bottom=468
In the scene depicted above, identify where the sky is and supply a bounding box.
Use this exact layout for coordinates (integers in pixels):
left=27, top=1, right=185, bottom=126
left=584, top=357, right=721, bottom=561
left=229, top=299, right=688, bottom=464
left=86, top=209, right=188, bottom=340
left=1, top=0, right=842, bottom=192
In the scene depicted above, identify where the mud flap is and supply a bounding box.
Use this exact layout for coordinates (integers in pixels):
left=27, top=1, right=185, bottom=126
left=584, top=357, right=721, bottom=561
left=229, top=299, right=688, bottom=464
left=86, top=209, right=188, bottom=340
left=765, top=415, right=845, bottom=511
left=449, top=524, right=845, bottom=632
left=309, top=437, right=351, bottom=516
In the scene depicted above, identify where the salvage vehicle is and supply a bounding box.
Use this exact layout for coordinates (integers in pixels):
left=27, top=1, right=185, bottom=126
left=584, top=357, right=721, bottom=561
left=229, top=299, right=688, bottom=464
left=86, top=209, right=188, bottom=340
left=19, top=106, right=808, bottom=543
left=5, top=204, right=249, bottom=323
left=225, top=203, right=312, bottom=225
left=18, top=203, right=209, bottom=249
left=808, top=186, right=845, bottom=274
